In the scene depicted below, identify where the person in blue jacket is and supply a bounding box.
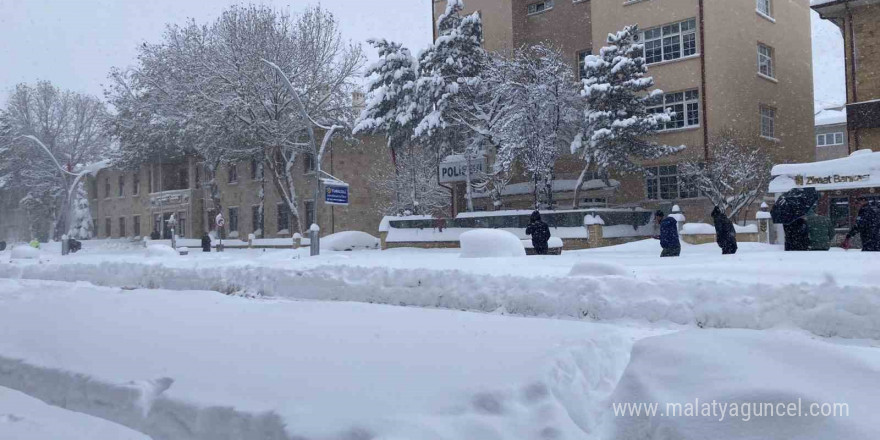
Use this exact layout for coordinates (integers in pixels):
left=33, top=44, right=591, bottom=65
left=654, top=210, right=681, bottom=257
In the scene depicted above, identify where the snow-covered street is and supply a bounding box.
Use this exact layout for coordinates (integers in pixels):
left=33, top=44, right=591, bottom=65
left=2, top=242, right=880, bottom=439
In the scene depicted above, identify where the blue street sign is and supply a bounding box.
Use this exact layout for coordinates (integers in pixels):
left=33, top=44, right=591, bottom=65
left=324, top=182, right=349, bottom=206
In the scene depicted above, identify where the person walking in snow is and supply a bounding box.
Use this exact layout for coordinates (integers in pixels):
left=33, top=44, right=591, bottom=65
left=783, top=217, right=810, bottom=251
left=525, top=210, right=551, bottom=255
left=653, top=210, right=680, bottom=257
left=711, top=206, right=737, bottom=255
left=201, top=232, right=212, bottom=253
left=844, top=197, right=880, bottom=251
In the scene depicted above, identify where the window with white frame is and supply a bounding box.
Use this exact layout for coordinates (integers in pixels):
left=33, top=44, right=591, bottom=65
left=646, top=165, right=699, bottom=201
left=228, top=207, right=239, bottom=233
left=646, top=89, right=701, bottom=131
left=817, top=132, right=845, bottom=147
left=758, top=43, right=774, bottom=78
left=527, top=0, right=553, bottom=15
left=757, top=0, right=772, bottom=17
left=228, top=163, right=238, bottom=183
left=642, top=18, right=697, bottom=64
left=760, top=105, right=776, bottom=139
left=577, top=49, right=591, bottom=80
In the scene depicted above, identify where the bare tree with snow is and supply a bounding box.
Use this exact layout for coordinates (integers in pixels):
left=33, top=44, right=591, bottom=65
left=106, top=5, right=363, bottom=234
left=680, top=131, right=774, bottom=222
left=0, top=81, right=110, bottom=240
left=570, top=25, right=684, bottom=208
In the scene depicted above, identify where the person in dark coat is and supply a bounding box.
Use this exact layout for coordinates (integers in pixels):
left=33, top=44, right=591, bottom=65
left=783, top=217, right=810, bottom=251
left=711, top=206, right=738, bottom=255
left=844, top=197, right=880, bottom=251
left=525, top=210, right=551, bottom=255
left=201, top=232, right=212, bottom=252
left=67, top=238, right=82, bottom=253
left=150, top=230, right=161, bottom=240
left=0, top=241, right=6, bottom=251
left=654, top=210, right=680, bottom=257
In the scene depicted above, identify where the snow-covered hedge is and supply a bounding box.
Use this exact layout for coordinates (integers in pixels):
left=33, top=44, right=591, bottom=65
left=320, top=231, right=380, bottom=251
left=460, top=229, right=526, bottom=258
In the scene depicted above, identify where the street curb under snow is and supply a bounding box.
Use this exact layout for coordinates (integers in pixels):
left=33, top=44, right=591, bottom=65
left=1, top=259, right=878, bottom=339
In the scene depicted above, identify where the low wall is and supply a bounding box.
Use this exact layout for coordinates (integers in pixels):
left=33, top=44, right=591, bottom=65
left=681, top=232, right=760, bottom=245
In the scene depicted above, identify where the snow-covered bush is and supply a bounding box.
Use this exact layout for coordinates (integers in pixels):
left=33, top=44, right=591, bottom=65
left=10, top=245, right=40, bottom=260
left=321, top=231, right=380, bottom=251
left=459, top=229, right=525, bottom=258
left=145, top=244, right=177, bottom=258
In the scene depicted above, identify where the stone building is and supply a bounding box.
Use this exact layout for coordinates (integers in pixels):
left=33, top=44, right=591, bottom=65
left=813, top=0, right=880, bottom=153
left=86, top=135, right=393, bottom=240
left=433, top=0, right=815, bottom=221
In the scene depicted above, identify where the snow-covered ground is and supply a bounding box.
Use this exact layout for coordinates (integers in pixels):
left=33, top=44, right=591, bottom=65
left=0, top=386, right=148, bottom=440
left=1, top=239, right=879, bottom=439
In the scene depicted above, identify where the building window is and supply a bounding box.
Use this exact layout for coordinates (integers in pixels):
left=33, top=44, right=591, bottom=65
left=105, top=218, right=112, bottom=238
left=582, top=198, right=608, bottom=208
left=642, top=18, right=697, bottom=64
left=177, top=211, right=186, bottom=237
left=228, top=207, right=239, bottom=233
left=647, top=90, right=700, bottom=131
left=527, top=0, right=553, bottom=15
left=148, top=168, right=154, bottom=193
left=119, top=217, right=126, bottom=237
left=251, top=159, right=263, bottom=180
left=133, top=215, right=141, bottom=237
left=252, top=205, right=264, bottom=236
left=817, top=132, right=845, bottom=146
left=577, top=49, right=592, bottom=80
left=645, top=165, right=699, bottom=200
left=758, top=43, right=774, bottom=78
left=133, top=172, right=140, bottom=196
left=118, top=175, right=125, bottom=197
left=757, top=0, right=772, bottom=17
left=104, top=178, right=111, bottom=199
left=228, top=163, right=238, bottom=183
left=830, top=197, right=850, bottom=229
left=305, top=200, right=315, bottom=227
left=277, top=203, right=291, bottom=233
left=760, top=105, right=776, bottom=139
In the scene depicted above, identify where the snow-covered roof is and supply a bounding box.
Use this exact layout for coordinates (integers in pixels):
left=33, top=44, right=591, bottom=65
left=815, top=108, right=846, bottom=126
left=379, top=215, right=434, bottom=232
left=770, top=149, right=880, bottom=193
left=78, top=159, right=111, bottom=177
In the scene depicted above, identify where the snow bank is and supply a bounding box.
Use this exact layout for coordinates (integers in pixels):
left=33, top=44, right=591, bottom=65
left=0, top=386, right=149, bottom=440
left=460, top=229, right=526, bottom=258
left=145, top=244, right=177, bottom=258
left=320, top=231, right=379, bottom=251
left=10, top=246, right=40, bottom=260
left=3, top=256, right=880, bottom=339
left=0, top=279, right=648, bottom=440
left=681, top=223, right=715, bottom=235
left=569, top=261, right=630, bottom=277
left=603, top=329, right=880, bottom=439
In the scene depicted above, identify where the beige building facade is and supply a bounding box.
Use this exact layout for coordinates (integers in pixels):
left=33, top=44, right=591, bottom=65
left=87, top=135, right=393, bottom=240
left=435, top=0, right=815, bottom=221
left=813, top=0, right=880, bottom=153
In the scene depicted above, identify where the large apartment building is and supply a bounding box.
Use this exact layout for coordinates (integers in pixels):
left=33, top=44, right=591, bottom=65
left=434, top=0, right=815, bottom=220
left=812, top=0, right=880, bottom=153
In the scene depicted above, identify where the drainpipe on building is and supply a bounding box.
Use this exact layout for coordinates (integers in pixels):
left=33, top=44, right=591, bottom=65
left=698, top=0, right=709, bottom=161
left=846, top=3, right=860, bottom=152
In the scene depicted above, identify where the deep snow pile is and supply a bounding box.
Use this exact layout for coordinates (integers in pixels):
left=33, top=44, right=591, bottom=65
left=459, top=229, right=526, bottom=258
left=0, top=386, right=149, bottom=440
left=0, top=278, right=653, bottom=440
left=603, top=329, right=880, bottom=439
left=145, top=244, right=177, bottom=258
left=320, top=231, right=379, bottom=251
left=9, top=246, right=40, bottom=260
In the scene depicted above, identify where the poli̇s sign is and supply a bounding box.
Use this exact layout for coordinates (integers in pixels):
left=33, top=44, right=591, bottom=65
left=439, top=157, right=486, bottom=183
left=324, top=182, right=349, bottom=206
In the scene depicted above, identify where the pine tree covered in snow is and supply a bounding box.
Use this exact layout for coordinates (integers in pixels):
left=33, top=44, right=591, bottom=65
left=680, top=131, right=773, bottom=221
left=67, top=183, right=94, bottom=239
left=570, top=26, right=684, bottom=208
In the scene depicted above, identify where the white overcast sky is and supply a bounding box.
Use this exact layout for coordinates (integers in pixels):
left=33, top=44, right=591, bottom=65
left=0, top=1, right=844, bottom=111
left=0, top=0, right=434, bottom=101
